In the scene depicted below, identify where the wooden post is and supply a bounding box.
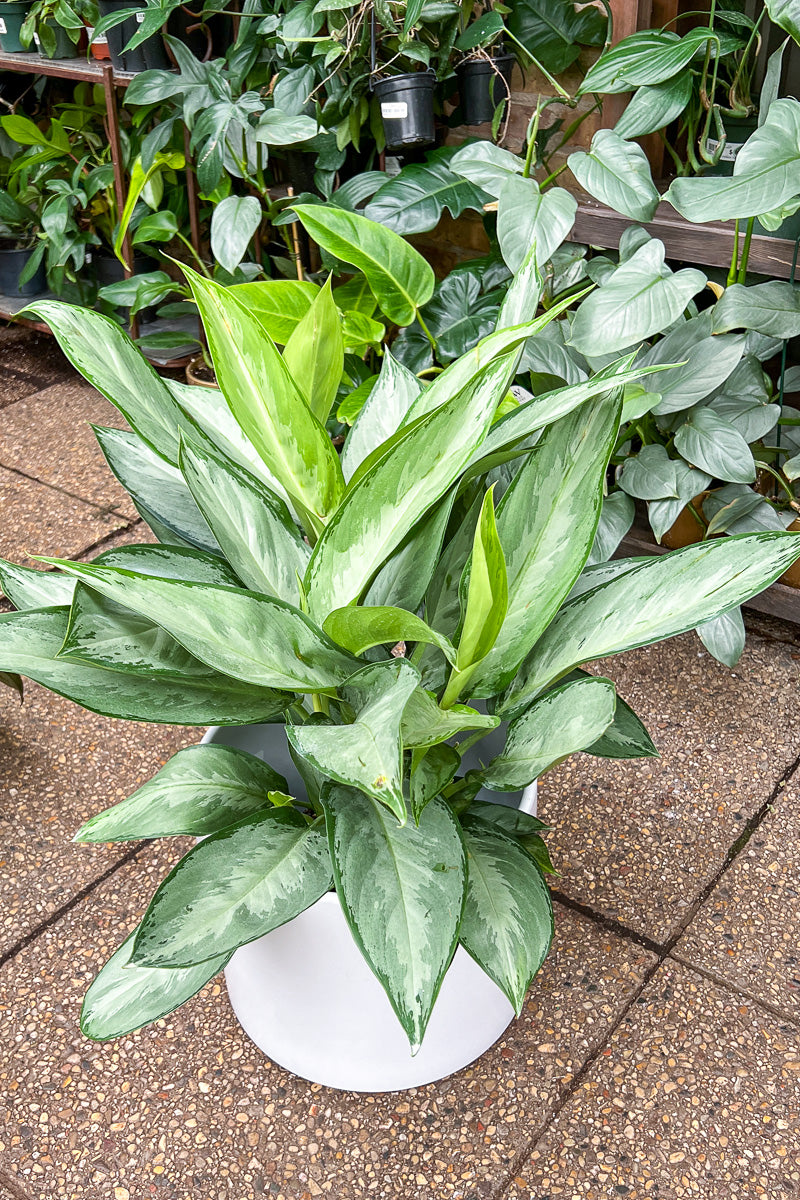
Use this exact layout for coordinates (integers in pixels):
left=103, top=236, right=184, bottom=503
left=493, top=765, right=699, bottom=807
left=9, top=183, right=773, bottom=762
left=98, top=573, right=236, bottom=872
left=101, top=62, right=137, bottom=337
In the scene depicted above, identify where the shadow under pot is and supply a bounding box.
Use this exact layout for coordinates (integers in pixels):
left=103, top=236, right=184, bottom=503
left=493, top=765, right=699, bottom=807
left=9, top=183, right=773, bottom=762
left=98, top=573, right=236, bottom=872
left=373, top=72, right=436, bottom=153
left=0, top=243, right=47, bottom=297
left=97, top=0, right=168, bottom=71
left=457, top=53, right=515, bottom=126
left=0, top=2, right=32, bottom=52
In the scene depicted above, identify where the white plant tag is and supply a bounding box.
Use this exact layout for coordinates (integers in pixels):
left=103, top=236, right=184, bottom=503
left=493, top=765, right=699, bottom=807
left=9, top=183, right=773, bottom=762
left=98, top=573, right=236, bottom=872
left=0, top=19, right=7, bottom=34
left=33, top=31, right=40, bottom=46
left=381, top=102, right=408, bottom=120
left=135, top=9, right=145, bottom=20
left=705, top=137, right=745, bottom=163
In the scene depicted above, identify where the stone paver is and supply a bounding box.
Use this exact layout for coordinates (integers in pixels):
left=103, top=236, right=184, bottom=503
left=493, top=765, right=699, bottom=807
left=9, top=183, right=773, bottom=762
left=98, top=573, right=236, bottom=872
left=676, top=771, right=800, bottom=1020
left=0, top=327, right=73, bottom=409
left=0, top=846, right=654, bottom=1200
left=539, top=621, right=800, bottom=943
left=0, top=680, right=192, bottom=956
left=506, top=959, right=800, bottom=1200
left=0, top=382, right=135, bottom=518
left=0, top=467, right=129, bottom=568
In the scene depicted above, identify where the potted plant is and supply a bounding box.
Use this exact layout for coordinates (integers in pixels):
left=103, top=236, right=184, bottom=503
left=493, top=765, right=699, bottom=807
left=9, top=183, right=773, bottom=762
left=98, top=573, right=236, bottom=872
left=3, top=205, right=798, bottom=1092
left=0, top=0, right=33, bottom=51
left=455, top=5, right=516, bottom=130
left=0, top=176, right=47, bottom=296
left=19, top=0, right=91, bottom=57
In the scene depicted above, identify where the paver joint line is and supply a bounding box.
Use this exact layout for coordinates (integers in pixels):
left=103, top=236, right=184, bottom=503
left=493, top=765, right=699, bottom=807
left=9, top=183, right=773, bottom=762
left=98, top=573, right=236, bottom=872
left=0, top=1165, right=34, bottom=1200
left=669, top=950, right=800, bottom=1032
left=0, top=460, right=131, bottom=517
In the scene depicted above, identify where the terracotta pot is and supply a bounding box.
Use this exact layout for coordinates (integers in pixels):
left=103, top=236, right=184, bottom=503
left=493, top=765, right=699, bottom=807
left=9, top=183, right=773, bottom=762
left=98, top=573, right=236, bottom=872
left=661, top=493, right=708, bottom=549
left=185, top=353, right=217, bottom=388
left=780, top=518, right=800, bottom=587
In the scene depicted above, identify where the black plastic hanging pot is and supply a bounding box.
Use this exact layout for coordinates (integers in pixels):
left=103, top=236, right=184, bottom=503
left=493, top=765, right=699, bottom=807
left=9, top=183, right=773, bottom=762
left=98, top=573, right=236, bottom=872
left=0, top=2, right=33, bottom=53
left=373, top=72, right=436, bottom=152
left=0, top=246, right=47, bottom=298
left=457, top=53, right=515, bottom=126
left=97, top=0, right=168, bottom=72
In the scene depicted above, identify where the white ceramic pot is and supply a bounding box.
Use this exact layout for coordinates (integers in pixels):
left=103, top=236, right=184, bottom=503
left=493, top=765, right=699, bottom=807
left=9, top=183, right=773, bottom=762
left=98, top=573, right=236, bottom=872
left=202, top=721, right=537, bottom=1092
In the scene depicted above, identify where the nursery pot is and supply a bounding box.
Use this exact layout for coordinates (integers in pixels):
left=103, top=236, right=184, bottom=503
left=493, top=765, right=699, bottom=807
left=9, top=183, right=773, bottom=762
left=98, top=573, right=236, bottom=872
left=97, top=0, right=168, bottom=71
left=661, top=492, right=708, bottom=549
left=0, top=2, right=32, bottom=52
left=201, top=721, right=537, bottom=1092
left=457, top=53, right=515, bottom=126
left=780, top=518, right=800, bottom=587
left=704, top=114, right=758, bottom=177
left=185, top=353, right=218, bottom=388
left=39, top=20, right=78, bottom=57
left=0, top=245, right=46, bottom=297
left=373, top=72, right=436, bottom=152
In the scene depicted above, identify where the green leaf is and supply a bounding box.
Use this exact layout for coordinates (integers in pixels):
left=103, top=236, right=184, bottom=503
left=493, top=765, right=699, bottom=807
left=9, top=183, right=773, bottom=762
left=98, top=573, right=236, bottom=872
left=587, top=491, right=635, bottom=565
left=664, top=99, right=800, bottom=223
left=254, top=110, right=319, bottom=145
left=75, top=744, right=288, bottom=842
left=501, top=532, right=800, bottom=713
left=497, top=178, right=577, bottom=274
left=569, top=240, right=706, bottom=357
left=639, top=317, right=745, bottom=415
left=471, top=392, right=621, bottom=697
left=508, top=0, right=606, bottom=74
left=673, top=409, right=755, bottom=484
left=0, top=560, right=75, bottom=610
left=449, top=141, right=523, bottom=198
left=178, top=436, right=309, bottom=601
left=322, top=785, right=466, bottom=1050
left=228, top=279, right=318, bottom=345
left=712, top=282, right=800, bottom=340
left=21, top=301, right=185, bottom=463
left=420, top=272, right=501, bottom=363
left=363, top=492, right=455, bottom=613
left=555, top=668, right=658, bottom=759
left=695, top=606, right=745, bottom=667
left=340, top=349, right=422, bottom=482
left=579, top=28, right=713, bottom=94
left=614, top=71, right=693, bottom=140
left=81, top=931, right=230, bottom=1041
left=210, top=194, right=262, bottom=274
left=568, top=131, right=660, bottom=224
left=364, top=160, right=489, bottom=236
left=482, top=676, right=616, bottom=789
left=467, top=802, right=548, bottom=837
left=282, top=275, right=344, bottom=425
left=0, top=607, right=286, bottom=725
left=43, top=561, right=359, bottom=694
left=304, top=352, right=516, bottom=619
left=182, top=267, right=344, bottom=533
left=131, top=808, right=332, bottom=967
left=323, top=606, right=456, bottom=663
left=764, top=0, right=800, bottom=43
left=292, top=204, right=435, bottom=326
left=410, top=744, right=461, bottom=821
left=0, top=671, right=23, bottom=698
left=287, top=659, right=420, bottom=822
left=400, top=686, right=500, bottom=749
left=456, top=9, right=503, bottom=49
left=459, top=818, right=553, bottom=1012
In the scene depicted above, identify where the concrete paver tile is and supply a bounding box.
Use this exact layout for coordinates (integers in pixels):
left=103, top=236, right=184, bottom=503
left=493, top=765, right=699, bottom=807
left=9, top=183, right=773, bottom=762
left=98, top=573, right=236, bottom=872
left=506, top=959, right=800, bottom=1200
left=0, top=328, right=74, bottom=409
left=0, top=681, right=192, bottom=956
left=539, top=620, right=800, bottom=943
left=0, top=382, right=135, bottom=517
left=0, top=468, right=129, bottom=567
left=0, top=849, right=654, bottom=1200
left=676, top=772, right=800, bottom=1019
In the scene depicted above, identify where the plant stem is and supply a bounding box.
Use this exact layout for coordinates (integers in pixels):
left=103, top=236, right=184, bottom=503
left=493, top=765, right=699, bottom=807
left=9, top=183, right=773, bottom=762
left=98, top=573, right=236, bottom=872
left=417, top=312, right=438, bottom=356
left=312, top=693, right=331, bottom=716
left=522, top=99, right=541, bottom=178
left=504, top=28, right=571, bottom=99
left=539, top=163, right=568, bottom=188
left=755, top=459, right=797, bottom=504
left=727, top=218, right=740, bottom=286
left=176, top=230, right=213, bottom=277
left=737, top=215, right=755, bottom=282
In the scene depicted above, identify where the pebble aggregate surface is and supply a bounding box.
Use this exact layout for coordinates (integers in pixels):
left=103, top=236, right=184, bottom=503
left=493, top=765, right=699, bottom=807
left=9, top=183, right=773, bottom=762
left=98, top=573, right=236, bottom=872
left=1, top=327, right=800, bottom=1198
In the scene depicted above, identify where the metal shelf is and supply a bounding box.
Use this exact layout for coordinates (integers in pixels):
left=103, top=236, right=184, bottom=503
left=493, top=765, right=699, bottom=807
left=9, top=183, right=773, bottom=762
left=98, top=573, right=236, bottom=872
left=0, top=48, right=136, bottom=85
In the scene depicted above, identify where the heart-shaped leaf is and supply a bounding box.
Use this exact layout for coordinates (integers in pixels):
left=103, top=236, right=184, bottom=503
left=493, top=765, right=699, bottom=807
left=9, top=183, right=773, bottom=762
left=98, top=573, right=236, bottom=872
left=568, top=130, right=660, bottom=223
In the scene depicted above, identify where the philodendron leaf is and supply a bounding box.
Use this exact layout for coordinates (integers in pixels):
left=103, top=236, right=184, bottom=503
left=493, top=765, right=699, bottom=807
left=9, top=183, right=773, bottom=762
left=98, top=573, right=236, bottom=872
left=182, top=266, right=344, bottom=534
left=322, top=785, right=466, bottom=1050
left=131, top=808, right=332, bottom=967
left=0, top=559, right=75, bottom=610
left=287, top=659, right=420, bottom=823
left=614, top=71, right=693, bottom=140
left=482, top=676, right=617, bottom=790
left=568, top=130, right=660, bottom=223
left=712, top=282, right=800, bottom=340
left=578, top=28, right=713, bottom=93
left=228, top=278, right=318, bottom=345
left=44, top=561, right=359, bottom=693
left=0, top=608, right=286, bottom=724
left=639, top=318, right=746, bottom=415
left=0, top=671, right=22, bottom=698
left=449, top=141, right=523, bottom=198
left=304, top=352, right=516, bottom=620
left=81, top=931, right=230, bottom=1041
left=443, top=486, right=508, bottom=706
left=323, top=606, right=456, bottom=663
left=364, top=160, right=490, bottom=236
left=569, top=240, right=706, bottom=357
left=470, top=391, right=621, bottom=698
left=179, top=436, right=309, bottom=602
left=673, top=409, right=755, bottom=484
left=75, top=744, right=288, bottom=842
left=459, top=817, right=553, bottom=1013
left=21, top=301, right=186, bottom=463
left=400, top=686, right=500, bottom=749
left=764, top=0, right=800, bottom=44
left=496, top=176, right=577, bottom=274
left=410, top=744, right=461, bottom=822
left=664, top=99, right=800, bottom=222
left=292, top=204, right=435, bottom=326
left=587, top=491, right=635, bottom=565
left=210, top=193, right=262, bottom=274
left=282, top=275, right=344, bottom=425
left=501, top=532, right=800, bottom=714
left=340, top=349, right=422, bottom=483
left=696, top=606, right=746, bottom=667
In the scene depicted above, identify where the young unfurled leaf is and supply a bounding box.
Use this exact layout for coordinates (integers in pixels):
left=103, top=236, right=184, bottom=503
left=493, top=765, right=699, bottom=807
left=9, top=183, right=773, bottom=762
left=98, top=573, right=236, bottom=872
left=400, top=686, right=500, bottom=749
left=282, top=275, right=344, bottom=424
left=323, top=606, right=456, bottom=663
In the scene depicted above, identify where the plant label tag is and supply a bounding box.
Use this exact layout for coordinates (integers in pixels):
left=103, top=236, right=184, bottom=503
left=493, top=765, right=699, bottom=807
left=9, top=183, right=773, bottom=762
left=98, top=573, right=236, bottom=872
left=33, top=31, right=40, bottom=46
left=0, top=19, right=7, bottom=33
left=135, top=9, right=145, bottom=20
left=381, top=102, right=408, bottom=120
left=705, top=137, right=744, bottom=163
